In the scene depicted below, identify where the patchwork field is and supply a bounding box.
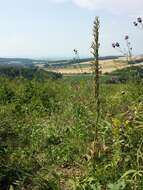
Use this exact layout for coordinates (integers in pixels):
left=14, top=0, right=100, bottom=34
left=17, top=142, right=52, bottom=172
left=41, top=57, right=143, bottom=76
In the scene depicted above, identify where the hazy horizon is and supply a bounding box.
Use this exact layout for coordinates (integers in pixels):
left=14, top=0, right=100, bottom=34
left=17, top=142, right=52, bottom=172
left=0, top=54, right=125, bottom=61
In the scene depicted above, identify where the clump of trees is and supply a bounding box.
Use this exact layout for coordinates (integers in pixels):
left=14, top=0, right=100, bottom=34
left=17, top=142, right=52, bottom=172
left=0, top=66, right=62, bottom=80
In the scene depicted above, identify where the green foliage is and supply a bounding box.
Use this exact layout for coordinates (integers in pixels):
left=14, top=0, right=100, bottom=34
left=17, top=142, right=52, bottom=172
left=105, top=66, right=143, bottom=84
left=0, top=65, right=62, bottom=80
left=0, top=74, right=143, bottom=189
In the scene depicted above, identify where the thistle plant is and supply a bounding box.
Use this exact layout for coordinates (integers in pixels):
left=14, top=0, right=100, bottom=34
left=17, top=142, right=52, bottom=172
left=112, top=35, right=133, bottom=64
left=133, top=17, right=143, bottom=30
left=73, top=49, right=79, bottom=61
left=73, top=49, right=83, bottom=74
left=91, top=17, right=100, bottom=140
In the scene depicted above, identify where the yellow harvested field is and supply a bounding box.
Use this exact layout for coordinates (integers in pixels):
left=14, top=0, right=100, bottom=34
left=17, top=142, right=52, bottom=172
left=38, top=56, right=143, bottom=75
left=46, top=60, right=135, bottom=75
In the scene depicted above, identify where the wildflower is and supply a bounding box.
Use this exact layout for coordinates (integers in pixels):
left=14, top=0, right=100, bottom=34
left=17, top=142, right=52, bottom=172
left=137, top=17, right=142, bottom=23
left=125, top=35, right=129, bottom=40
left=133, top=21, right=138, bottom=26
left=112, top=43, right=116, bottom=48
left=115, top=42, right=120, bottom=47
left=73, top=49, right=78, bottom=54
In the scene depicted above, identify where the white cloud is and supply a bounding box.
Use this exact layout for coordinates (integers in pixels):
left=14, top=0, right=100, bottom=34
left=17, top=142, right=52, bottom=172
left=51, top=0, right=143, bottom=14
left=72, top=0, right=103, bottom=9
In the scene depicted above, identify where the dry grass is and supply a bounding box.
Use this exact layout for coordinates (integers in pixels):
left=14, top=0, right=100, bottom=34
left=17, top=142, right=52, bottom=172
left=36, top=57, right=143, bottom=76
left=45, top=60, right=127, bottom=75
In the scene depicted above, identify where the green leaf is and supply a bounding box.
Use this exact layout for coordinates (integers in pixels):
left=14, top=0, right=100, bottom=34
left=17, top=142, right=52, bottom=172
left=108, top=181, right=125, bottom=190
left=120, top=169, right=137, bottom=179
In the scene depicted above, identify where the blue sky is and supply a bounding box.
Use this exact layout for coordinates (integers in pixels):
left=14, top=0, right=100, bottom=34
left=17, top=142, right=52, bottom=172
left=0, top=0, right=143, bottom=58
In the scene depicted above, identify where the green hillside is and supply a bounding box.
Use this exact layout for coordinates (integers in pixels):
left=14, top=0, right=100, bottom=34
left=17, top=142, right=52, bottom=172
left=0, top=67, right=143, bottom=189
left=0, top=65, right=62, bottom=80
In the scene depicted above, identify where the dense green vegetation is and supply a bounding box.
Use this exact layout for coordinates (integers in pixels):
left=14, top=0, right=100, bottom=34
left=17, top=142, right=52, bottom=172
left=0, top=66, right=62, bottom=80
left=0, top=65, right=143, bottom=189
left=104, top=66, right=143, bottom=83
left=63, top=65, right=143, bottom=84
